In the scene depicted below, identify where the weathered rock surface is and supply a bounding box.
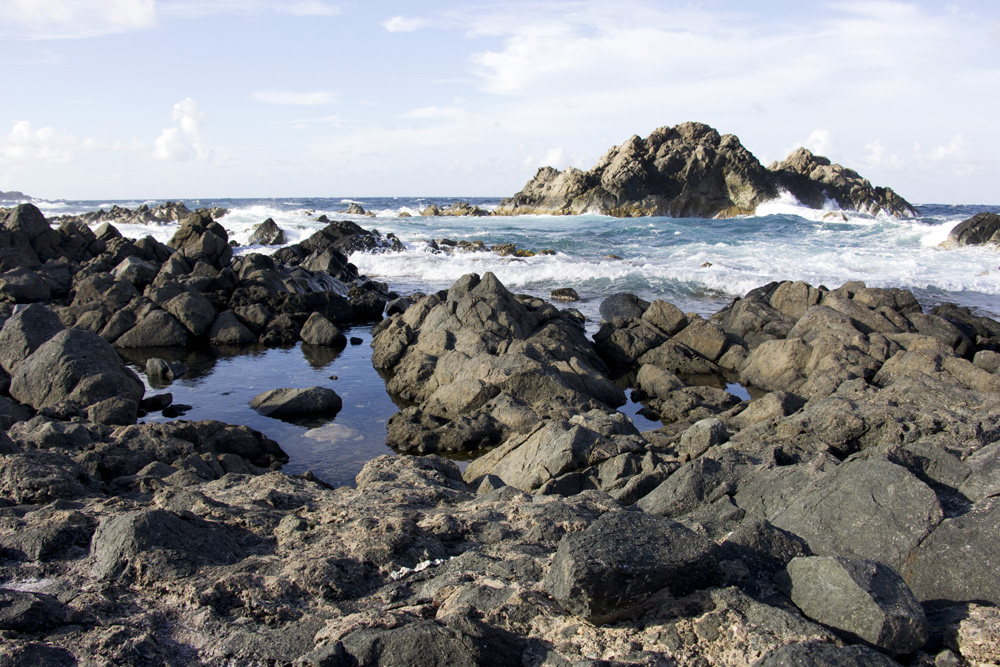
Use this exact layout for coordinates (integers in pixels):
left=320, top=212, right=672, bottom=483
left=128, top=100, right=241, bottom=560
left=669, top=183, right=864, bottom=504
left=543, top=510, right=721, bottom=622
left=776, top=556, right=929, bottom=655
left=247, top=217, right=287, bottom=246
left=498, top=122, right=916, bottom=218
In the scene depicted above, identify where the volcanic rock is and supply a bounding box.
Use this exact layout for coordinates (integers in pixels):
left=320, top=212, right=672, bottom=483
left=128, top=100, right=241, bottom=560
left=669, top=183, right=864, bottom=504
left=942, top=211, right=1000, bottom=248
left=498, top=122, right=916, bottom=218
left=247, top=217, right=287, bottom=246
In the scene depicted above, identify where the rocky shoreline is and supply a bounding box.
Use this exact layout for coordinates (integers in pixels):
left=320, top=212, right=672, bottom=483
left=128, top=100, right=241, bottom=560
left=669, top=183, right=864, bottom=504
left=0, top=203, right=999, bottom=665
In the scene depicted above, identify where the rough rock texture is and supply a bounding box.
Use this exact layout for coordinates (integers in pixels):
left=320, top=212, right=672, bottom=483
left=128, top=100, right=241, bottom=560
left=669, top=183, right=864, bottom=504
left=776, top=556, right=929, bottom=655
left=247, top=217, right=287, bottom=246
left=371, top=272, right=625, bottom=461
left=497, top=122, right=916, bottom=218
left=543, top=510, right=721, bottom=622
left=942, top=211, right=1000, bottom=248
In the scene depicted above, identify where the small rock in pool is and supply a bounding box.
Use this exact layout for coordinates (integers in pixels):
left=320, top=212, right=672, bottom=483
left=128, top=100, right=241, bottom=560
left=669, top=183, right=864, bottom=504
left=350, top=337, right=363, bottom=345
left=249, top=387, right=343, bottom=418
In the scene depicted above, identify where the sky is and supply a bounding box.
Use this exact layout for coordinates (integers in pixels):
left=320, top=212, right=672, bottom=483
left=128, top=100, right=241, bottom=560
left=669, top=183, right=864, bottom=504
left=0, top=0, right=998, bottom=203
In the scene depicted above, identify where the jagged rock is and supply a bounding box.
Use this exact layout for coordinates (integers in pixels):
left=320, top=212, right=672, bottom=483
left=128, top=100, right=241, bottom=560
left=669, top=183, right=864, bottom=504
left=248, top=217, right=287, bottom=246
left=345, top=202, right=366, bottom=215
left=770, top=148, right=917, bottom=217
left=249, top=387, right=343, bottom=418
left=776, top=556, right=929, bottom=655
left=542, top=510, right=722, bottom=623
left=550, top=287, right=579, bottom=301
left=498, top=122, right=916, bottom=218
left=599, top=292, right=650, bottom=320
left=0, top=267, right=51, bottom=302
left=168, top=211, right=233, bottom=269
left=0, top=451, right=93, bottom=504
left=10, top=327, right=144, bottom=412
left=942, top=211, right=1000, bottom=248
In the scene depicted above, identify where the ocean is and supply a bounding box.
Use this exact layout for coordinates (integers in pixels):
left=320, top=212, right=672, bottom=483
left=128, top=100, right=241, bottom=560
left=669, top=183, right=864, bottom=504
left=21, top=195, right=1000, bottom=485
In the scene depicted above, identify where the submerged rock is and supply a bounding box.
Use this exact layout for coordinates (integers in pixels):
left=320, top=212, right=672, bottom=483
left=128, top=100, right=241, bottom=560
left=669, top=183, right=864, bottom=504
left=249, top=386, right=343, bottom=418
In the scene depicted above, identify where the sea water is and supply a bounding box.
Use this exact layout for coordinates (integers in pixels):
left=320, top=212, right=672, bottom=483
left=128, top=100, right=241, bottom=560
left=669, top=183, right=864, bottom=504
left=26, top=195, right=1000, bottom=485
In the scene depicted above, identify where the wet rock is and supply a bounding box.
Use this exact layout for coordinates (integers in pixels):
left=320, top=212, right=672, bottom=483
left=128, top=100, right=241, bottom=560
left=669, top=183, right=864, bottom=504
left=550, top=287, right=579, bottom=301
left=776, top=556, right=929, bottom=655
left=10, top=327, right=144, bottom=413
left=942, top=211, right=1000, bottom=248
left=300, top=312, right=347, bottom=346
left=145, top=357, right=188, bottom=384
left=542, top=510, right=722, bottom=623
left=247, top=217, right=287, bottom=246
left=249, top=387, right=343, bottom=418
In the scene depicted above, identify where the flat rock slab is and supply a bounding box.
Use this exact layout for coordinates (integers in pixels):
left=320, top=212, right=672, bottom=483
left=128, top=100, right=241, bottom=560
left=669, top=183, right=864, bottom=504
left=0, top=589, right=68, bottom=633
left=542, top=509, right=721, bottom=623
left=759, top=640, right=902, bottom=666
left=249, top=386, right=343, bottom=418
left=776, top=556, right=929, bottom=655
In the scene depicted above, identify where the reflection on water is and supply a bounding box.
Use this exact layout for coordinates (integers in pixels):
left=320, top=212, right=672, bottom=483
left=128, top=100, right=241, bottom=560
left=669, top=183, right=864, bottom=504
left=120, top=326, right=397, bottom=488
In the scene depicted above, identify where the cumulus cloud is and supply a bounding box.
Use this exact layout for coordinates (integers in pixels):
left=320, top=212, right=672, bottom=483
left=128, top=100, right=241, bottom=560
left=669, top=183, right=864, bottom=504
left=152, top=98, right=210, bottom=161
left=0, top=0, right=157, bottom=39
left=382, top=15, right=429, bottom=32
left=0, top=121, right=90, bottom=162
left=252, top=90, right=336, bottom=105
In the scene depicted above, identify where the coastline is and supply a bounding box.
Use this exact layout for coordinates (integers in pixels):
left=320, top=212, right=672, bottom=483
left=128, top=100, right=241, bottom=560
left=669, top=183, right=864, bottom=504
left=0, top=201, right=999, bottom=664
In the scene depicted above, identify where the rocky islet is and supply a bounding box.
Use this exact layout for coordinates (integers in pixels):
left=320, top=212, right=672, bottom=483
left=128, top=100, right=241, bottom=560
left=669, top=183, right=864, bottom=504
left=0, top=199, right=997, bottom=664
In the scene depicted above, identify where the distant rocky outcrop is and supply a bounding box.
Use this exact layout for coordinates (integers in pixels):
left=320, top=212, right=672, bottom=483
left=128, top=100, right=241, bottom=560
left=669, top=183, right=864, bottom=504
left=497, top=122, right=917, bottom=218
left=0, top=191, right=30, bottom=202
left=52, top=201, right=228, bottom=227
left=942, top=211, right=1000, bottom=248
left=421, top=201, right=490, bottom=217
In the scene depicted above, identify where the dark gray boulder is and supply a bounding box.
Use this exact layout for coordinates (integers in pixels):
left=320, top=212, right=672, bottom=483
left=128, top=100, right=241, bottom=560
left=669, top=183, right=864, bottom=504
left=943, top=211, right=1000, bottom=248
left=168, top=211, right=233, bottom=269
left=299, top=312, right=346, bottom=346
left=208, top=309, right=257, bottom=345
left=759, top=640, right=902, bottom=666
left=89, top=508, right=249, bottom=582
left=771, top=459, right=942, bottom=571
left=901, top=497, right=1000, bottom=606
left=776, top=556, right=929, bottom=655
left=247, top=217, right=287, bottom=246
left=249, top=387, right=343, bottom=418
left=145, top=357, right=188, bottom=384
left=9, top=327, right=144, bottom=413
left=0, top=267, right=51, bottom=303
left=340, top=614, right=524, bottom=667
left=599, top=293, right=651, bottom=321
left=163, top=290, right=217, bottom=337
left=542, top=510, right=722, bottom=623
left=0, top=590, right=68, bottom=632
left=0, top=303, right=63, bottom=373
left=113, top=309, right=191, bottom=348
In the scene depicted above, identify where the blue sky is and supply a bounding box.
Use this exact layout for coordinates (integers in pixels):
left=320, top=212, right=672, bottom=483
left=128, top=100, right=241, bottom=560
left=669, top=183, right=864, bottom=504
left=1, top=0, right=998, bottom=203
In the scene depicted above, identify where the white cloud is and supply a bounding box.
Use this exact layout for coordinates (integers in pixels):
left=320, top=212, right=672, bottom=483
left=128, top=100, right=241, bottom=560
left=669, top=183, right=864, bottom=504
left=159, top=0, right=341, bottom=19
left=0, top=120, right=84, bottom=162
left=252, top=90, right=336, bottom=106
left=382, top=15, right=429, bottom=33
left=0, top=0, right=157, bottom=39
left=863, top=140, right=903, bottom=169
left=399, top=106, right=466, bottom=120
left=152, top=98, right=210, bottom=161
left=928, top=134, right=970, bottom=162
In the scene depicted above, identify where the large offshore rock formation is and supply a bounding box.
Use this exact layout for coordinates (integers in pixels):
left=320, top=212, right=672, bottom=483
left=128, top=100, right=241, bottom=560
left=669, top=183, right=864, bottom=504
left=497, top=122, right=917, bottom=218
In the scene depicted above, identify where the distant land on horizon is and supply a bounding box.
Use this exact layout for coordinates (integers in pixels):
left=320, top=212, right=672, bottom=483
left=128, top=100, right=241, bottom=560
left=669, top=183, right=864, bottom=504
left=0, top=191, right=30, bottom=202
